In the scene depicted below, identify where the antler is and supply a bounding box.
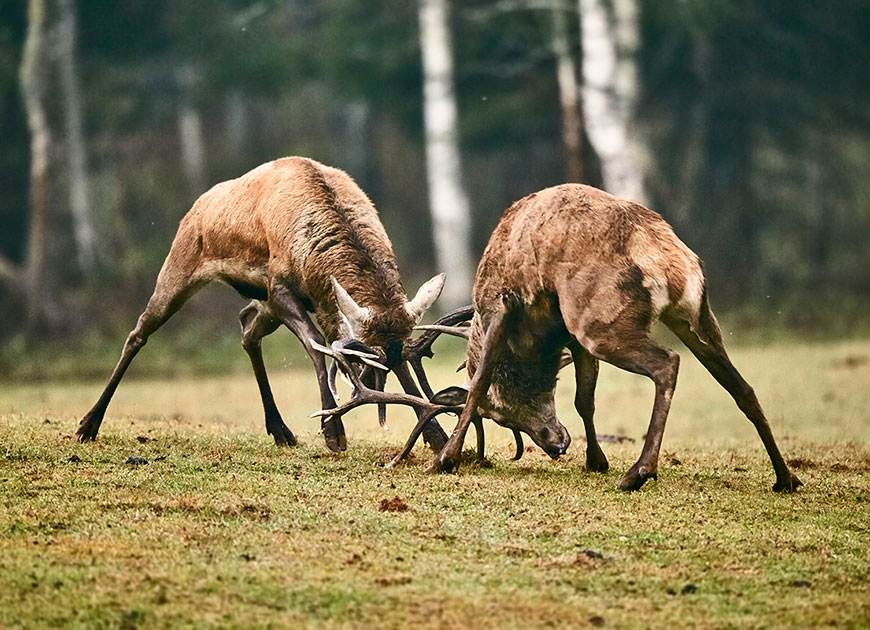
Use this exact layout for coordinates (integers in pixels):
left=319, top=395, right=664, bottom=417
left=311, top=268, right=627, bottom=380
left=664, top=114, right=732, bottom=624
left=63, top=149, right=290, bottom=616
left=310, top=338, right=463, bottom=467
left=403, top=304, right=474, bottom=398
left=313, top=307, right=540, bottom=466
left=406, top=304, right=530, bottom=462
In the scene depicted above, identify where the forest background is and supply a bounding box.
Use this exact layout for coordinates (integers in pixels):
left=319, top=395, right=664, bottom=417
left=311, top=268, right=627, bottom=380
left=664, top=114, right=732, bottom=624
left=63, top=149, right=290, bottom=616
left=1, top=0, right=868, bottom=379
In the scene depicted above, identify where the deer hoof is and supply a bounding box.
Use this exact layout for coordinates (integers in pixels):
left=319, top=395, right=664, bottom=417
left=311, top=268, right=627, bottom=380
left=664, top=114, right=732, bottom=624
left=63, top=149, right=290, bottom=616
left=618, top=464, right=657, bottom=491
left=585, top=448, right=609, bottom=473
left=773, top=472, right=803, bottom=493
left=333, top=417, right=348, bottom=451
left=269, top=423, right=297, bottom=447
left=321, top=417, right=346, bottom=452
left=76, top=415, right=101, bottom=442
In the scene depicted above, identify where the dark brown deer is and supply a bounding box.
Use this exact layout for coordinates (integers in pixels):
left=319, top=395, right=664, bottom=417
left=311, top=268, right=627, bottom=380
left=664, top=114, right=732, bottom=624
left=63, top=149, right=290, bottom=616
left=76, top=156, right=448, bottom=451
left=323, top=183, right=803, bottom=492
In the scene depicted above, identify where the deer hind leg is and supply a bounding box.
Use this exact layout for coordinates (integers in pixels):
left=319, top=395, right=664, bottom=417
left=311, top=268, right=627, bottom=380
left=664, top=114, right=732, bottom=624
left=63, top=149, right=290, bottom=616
left=569, top=341, right=608, bottom=472
left=662, top=300, right=802, bottom=492
left=77, top=268, right=205, bottom=442
left=239, top=300, right=296, bottom=446
left=268, top=284, right=346, bottom=452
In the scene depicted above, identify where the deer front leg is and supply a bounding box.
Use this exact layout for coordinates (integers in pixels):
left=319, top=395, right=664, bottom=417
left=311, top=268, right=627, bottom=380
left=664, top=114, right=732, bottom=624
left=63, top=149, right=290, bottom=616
left=429, top=308, right=507, bottom=473
left=607, top=343, right=680, bottom=491
left=239, top=301, right=296, bottom=446
left=269, top=284, right=346, bottom=452
left=569, top=341, right=608, bottom=472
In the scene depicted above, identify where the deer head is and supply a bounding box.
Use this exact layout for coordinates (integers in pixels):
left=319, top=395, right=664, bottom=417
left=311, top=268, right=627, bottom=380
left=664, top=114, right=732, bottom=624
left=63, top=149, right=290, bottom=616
left=331, top=274, right=445, bottom=367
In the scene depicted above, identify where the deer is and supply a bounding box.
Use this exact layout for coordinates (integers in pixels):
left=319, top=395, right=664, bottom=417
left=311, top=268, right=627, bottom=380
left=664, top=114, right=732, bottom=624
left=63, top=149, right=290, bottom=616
left=317, top=183, right=803, bottom=492
left=75, top=156, right=450, bottom=452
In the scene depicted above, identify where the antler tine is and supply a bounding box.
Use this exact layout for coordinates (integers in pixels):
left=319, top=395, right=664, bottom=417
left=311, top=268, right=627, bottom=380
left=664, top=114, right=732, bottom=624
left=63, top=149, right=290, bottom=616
left=412, top=323, right=471, bottom=339
left=373, top=368, right=388, bottom=429
left=511, top=429, right=524, bottom=460
left=404, top=304, right=474, bottom=357
left=309, top=339, right=368, bottom=391
left=310, top=384, right=458, bottom=420
left=403, top=304, right=474, bottom=400
left=328, top=359, right=340, bottom=400
left=311, top=336, right=463, bottom=461
left=310, top=378, right=462, bottom=465
left=410, top=359, right=435, bottom=400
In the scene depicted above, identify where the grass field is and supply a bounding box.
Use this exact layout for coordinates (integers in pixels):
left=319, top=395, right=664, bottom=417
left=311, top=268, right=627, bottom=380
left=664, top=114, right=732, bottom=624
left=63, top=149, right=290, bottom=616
left=1, top=335, right=868, bottom=628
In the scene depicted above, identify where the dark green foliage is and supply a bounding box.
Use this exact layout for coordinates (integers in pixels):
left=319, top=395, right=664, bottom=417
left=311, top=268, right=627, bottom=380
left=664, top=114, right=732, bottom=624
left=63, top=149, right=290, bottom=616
left=1, top=0, right=868, bottom=344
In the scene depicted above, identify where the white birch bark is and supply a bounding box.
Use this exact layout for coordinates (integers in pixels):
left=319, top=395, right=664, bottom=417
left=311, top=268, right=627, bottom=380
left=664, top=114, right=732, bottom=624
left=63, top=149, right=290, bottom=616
left=549, top=1, right=583, bottom=182
left=20, top=0, right=51, bottom=328
left=58, top=0, right=97, bottom=275
left=579, top=0, right=646, bottom=203
left=419, top=0, right=472, bottom=309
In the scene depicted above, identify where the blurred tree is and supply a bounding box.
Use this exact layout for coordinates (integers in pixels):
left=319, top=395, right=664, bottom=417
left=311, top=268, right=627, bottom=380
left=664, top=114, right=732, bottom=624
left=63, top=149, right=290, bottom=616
left=549, top=0, right=584, bottom=182
left=174, top=63, right=206, bottom=196
left=3, top=0, right=870, bottom=348
left=19, top=0, right=52, bottom=332
left=579, top=0, right=646, bottom=203
left=58, top=0, right=97, bottom=276
left=419, top=0, right=473, bottom=308
left=641, top=0, right=870, bottom=307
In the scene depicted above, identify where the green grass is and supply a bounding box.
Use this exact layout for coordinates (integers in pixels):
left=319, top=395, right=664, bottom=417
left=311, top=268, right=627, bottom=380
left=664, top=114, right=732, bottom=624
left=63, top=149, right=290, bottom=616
left=1, top=337, right=869, bottom=628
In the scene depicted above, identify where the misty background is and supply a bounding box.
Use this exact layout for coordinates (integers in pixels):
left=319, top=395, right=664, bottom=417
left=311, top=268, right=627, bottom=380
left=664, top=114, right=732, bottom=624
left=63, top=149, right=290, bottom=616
left=1, top=0, right=868, bottom=378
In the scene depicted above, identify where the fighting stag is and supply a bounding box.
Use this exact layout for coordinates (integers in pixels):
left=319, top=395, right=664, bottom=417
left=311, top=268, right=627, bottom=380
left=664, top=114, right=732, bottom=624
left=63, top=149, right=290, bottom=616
left=430, top=183, right=802, bottom=492
left=76, top=157, right=449, bottom=451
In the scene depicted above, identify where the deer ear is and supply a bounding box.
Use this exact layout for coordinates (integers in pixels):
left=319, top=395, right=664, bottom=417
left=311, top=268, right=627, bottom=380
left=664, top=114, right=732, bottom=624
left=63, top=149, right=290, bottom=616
left=331, top=277, right=371, bottom=338
left=405, top=273, right=446, bottom=324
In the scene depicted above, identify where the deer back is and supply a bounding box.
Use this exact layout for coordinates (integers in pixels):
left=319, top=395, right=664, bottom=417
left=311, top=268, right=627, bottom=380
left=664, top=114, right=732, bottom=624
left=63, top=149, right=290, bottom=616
left=183, top=157, right=413, bottom=343
left=468, top=184, right=705, bottom=371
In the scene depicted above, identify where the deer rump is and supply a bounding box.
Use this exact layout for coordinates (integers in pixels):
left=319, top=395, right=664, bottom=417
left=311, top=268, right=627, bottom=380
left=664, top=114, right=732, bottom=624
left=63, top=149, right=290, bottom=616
left=327, top=183, right=802, bottom=493
left=75, top=156, right=448, bottom=452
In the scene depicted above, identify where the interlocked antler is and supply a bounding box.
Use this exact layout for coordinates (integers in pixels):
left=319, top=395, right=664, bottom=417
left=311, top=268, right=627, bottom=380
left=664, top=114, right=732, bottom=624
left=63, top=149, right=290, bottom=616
left=402, top=304, right=473, bottom=398
left=310, top=338, right=463, bottom=467
left=408, top=304, right=544, bottom=462
left=314, top=306, right=563, bottom=465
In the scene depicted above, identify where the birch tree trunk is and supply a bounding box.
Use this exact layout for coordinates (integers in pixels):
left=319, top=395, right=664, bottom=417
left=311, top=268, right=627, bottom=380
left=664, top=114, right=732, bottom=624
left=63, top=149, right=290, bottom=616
left=20, top=0, right=51, bottom=330
left=58, top=0, right=97, bottom=276
left=550, top=1, right=584, bottom=183
left=579, top=0, right=646, bottom=202
left=419, top=0, right=472, bottom=309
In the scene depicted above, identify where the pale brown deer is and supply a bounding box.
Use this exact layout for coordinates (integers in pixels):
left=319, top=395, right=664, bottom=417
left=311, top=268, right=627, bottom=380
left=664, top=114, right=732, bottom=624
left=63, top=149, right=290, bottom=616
left=76, top=156, right=449, bottom=451
left=322, top=183, right=803, bottom=492
left=437, top=183, right=803, bottom=491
